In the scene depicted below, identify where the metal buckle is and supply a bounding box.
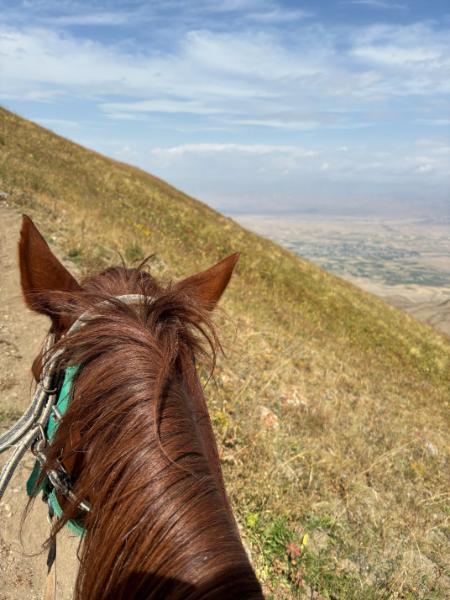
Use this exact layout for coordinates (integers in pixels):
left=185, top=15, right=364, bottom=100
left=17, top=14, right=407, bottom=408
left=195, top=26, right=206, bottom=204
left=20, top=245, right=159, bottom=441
left=47, top=467, right=70, bottom=495
left=47, top=466, right=91, bottom=513
left=42, top=386, right=58, bottom=395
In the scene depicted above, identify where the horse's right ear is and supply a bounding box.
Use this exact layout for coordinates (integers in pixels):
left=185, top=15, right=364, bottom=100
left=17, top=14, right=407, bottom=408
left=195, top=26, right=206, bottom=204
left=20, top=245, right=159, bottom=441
left=19, top=215, right=81, bottom=327
left=176, top=253, right=240, bottom=311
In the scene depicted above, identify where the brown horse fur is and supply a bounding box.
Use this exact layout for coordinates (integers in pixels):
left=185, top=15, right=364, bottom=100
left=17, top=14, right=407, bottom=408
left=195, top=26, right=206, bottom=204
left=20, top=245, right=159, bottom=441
left=19, top=215, right=263, bottom=599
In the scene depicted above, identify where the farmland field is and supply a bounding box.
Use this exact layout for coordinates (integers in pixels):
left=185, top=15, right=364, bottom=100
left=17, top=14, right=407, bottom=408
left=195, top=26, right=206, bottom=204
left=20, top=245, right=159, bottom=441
left=236, top=215, right=450, bottom=336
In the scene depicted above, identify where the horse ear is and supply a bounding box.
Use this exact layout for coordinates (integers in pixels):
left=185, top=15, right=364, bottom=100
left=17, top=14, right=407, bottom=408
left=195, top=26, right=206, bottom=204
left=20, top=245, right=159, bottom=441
left=176, top=253, right=240, bottom=310
left=19, top=215, right=81, bottom=326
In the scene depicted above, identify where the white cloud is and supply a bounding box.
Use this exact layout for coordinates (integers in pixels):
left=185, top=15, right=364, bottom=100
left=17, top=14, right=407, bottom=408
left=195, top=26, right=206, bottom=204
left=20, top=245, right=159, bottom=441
left=144, top=137, right=449, bottom=215
left=246, top=8, right=312, bottom=23
left=102, top=99, right=225, bottom=117
left=35, top=117, right=81, bottom=129
left=151, top=143, right=319, bottom=158
left=149, top=143, right=323, bottom=180
left=0, top=27, right=128, bottom=90
left=350, top=23, right=450, bottom=95
left=149, top=140, right=450, bottom=184
left=416, top=118, right=450, bottom=127
left=353, top=45, right=441, bottom=66
left=1, top=21, right=449, bottom=126
left=0, top=88, right=62, bottom=102
left=228, top=118, right=321, bottom=130
left=43, top=12, right=132, bottom=26
left=342, top=1, right=406, bottom=9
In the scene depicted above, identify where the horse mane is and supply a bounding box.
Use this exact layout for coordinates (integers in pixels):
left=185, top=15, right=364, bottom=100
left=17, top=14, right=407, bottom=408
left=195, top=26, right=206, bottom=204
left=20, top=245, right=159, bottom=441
left=36, top=265, right=263, bottom=599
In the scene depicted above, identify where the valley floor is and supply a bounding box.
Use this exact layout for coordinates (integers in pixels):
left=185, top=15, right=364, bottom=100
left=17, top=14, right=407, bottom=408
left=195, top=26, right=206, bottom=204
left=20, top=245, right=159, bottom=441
left=236, top=214, right=450, bottom=337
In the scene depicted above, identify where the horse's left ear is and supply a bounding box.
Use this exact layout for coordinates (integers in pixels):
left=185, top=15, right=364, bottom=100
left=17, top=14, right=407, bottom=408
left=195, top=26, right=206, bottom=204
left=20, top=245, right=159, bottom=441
left=19, top=215, right=81, bottom=328
left=176, top=253, right=240, bottom=310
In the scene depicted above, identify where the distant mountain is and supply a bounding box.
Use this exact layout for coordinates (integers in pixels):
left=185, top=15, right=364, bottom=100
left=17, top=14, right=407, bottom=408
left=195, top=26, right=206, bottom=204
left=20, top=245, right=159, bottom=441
left=227, top=197, right=450, bottom=220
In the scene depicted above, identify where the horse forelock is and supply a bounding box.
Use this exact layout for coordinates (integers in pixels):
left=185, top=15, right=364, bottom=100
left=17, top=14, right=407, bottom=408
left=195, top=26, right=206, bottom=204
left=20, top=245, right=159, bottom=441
left=37, top=265, right=262, bottom=599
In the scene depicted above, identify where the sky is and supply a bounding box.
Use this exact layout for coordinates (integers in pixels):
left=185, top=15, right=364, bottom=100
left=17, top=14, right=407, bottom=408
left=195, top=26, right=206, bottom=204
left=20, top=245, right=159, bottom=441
left=1, top=0, right=449, bottom=217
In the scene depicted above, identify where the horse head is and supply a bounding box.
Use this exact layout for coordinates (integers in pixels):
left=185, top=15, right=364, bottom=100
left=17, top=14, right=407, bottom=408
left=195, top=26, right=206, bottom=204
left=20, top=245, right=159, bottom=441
left=19, top=215, right=263, bottom=599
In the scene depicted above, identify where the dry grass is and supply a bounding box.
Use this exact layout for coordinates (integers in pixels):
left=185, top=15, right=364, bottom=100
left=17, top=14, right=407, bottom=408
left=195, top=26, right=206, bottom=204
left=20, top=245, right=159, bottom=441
left=1, top=106, right=449, bottom=599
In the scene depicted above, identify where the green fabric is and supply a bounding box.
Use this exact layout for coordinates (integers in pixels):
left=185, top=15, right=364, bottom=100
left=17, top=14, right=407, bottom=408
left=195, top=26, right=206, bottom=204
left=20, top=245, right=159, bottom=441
left=47, top=366, right=77, bottom=441
left=26, top=366, right=85, bottom=537
left=26, top=459, right=46, bottom=497
left=48, top=489, right=86, bottom=537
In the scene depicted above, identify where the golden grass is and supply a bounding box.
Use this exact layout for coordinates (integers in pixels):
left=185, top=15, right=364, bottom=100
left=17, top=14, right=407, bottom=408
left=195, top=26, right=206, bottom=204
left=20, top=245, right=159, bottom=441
left=1, top=106, right=449, bottom=598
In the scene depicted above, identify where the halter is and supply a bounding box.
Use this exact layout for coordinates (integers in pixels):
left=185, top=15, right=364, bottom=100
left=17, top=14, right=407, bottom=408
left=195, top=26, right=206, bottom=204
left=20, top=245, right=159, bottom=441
left=0, top=294, right=151, bottom=536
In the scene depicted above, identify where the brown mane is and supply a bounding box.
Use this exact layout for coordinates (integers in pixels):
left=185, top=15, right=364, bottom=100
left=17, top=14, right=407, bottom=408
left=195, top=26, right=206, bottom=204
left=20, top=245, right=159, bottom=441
left=19, top=218, right=263, bottom=599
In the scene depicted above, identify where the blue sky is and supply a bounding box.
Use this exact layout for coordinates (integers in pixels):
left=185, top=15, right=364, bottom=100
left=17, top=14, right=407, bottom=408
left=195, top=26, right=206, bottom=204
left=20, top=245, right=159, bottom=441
left=1, top=0, right=449, bottom=216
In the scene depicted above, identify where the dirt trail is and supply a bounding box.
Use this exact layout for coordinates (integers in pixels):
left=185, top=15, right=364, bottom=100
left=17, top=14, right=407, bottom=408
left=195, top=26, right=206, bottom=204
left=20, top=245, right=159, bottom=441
left=0, top=204, right=79, bottom=599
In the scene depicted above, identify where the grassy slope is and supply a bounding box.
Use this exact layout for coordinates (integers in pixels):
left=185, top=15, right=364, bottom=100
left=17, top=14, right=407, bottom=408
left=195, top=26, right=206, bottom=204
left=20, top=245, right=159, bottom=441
left=1, top=106, right=449, bottom=599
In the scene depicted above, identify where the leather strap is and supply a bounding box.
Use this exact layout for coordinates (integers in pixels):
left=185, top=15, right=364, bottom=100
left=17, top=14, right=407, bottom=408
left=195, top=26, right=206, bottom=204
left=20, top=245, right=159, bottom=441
left=43, top=508, right=57, bottom=600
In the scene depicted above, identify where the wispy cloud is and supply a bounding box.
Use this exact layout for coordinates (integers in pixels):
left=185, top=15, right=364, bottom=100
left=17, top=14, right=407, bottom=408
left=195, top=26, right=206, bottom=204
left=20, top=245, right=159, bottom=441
left=146, top=138, right=450, bottom=215
left=229, top=118, right=321, bottom=130
left=102, top=99, right=226, bottom=117
left=2, top=21, right=449, bottom=127
left=342, top=0, right=406, bottom=9
left=246, top=7, right=312, bottom=23
left=42, top=12, right=132, bottom=26
left=35, top=117, right=81, bottom=129
left=150, top=140, right=450, bottom=178
left=416, top=118, right=450, bottom=127
left=151, top=143, right=319, bottom=158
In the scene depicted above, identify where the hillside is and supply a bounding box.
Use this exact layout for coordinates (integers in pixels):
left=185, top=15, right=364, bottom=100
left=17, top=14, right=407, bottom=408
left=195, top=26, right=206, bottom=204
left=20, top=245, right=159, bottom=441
left=1, top=106, right=449, bottom=599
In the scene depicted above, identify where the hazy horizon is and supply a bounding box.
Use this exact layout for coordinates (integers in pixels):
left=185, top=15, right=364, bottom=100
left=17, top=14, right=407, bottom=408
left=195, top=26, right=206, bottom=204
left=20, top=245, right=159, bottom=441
left=224, top=198, right=450, bottom=220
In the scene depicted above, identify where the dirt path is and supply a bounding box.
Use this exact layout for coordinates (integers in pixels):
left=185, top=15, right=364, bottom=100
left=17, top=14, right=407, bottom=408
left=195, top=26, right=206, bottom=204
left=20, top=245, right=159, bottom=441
left=0, top=203, right=79, bottom=599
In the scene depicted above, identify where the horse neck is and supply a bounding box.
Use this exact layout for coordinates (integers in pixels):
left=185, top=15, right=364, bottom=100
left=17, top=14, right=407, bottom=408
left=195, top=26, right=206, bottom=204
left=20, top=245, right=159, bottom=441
left=56, top=343, right=261, bottom=599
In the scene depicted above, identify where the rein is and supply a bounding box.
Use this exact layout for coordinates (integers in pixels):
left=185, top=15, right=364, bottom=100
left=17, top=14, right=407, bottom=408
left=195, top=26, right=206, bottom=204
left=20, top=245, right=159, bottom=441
left=26, top=364, right=88, bottom=537
left=0, top=294, right=151, bottom=532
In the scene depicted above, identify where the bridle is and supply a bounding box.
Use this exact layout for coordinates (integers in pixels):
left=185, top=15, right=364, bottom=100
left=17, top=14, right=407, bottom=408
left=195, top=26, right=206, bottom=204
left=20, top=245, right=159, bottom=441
left=26, top=362, right=90, bottom=536
left=0, top=294, right=151, bottom=533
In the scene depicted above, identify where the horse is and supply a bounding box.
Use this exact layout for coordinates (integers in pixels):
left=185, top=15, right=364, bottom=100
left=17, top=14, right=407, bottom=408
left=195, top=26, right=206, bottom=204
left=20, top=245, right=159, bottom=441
left=17, top=215, right=264, bottom=599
